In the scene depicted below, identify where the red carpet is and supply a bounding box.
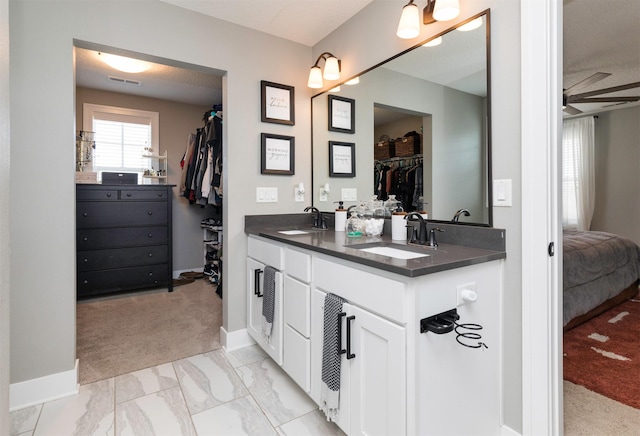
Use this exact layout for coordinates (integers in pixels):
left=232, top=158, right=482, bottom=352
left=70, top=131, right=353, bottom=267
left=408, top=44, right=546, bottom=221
left=564, top=295, right=640, bottom=409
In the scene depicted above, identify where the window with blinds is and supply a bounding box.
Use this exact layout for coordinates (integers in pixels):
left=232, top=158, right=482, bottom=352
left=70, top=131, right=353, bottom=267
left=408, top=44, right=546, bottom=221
left=83, top=103, right=159, bottom=182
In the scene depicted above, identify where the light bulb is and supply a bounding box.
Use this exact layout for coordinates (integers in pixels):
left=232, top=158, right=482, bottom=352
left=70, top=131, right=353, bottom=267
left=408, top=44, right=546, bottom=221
left=307, top=66, right=323, bottom=88
left=323, top=56, right=340, bottom=81
left=433, top=0, right=460, bottom=22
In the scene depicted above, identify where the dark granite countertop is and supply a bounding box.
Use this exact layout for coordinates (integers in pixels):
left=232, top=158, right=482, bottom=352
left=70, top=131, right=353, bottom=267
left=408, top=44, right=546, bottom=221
left=245, top=214, right=506, bottom=278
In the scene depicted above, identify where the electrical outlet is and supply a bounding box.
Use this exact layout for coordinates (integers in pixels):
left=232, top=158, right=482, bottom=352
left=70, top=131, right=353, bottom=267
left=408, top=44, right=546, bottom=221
left=457, top=282, right=477, bottom=306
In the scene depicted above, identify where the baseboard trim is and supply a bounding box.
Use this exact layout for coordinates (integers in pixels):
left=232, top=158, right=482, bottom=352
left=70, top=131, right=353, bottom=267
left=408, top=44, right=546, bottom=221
left=220, top=327, right=255, bottom=352
left=10, top=359, right=79, bottom=411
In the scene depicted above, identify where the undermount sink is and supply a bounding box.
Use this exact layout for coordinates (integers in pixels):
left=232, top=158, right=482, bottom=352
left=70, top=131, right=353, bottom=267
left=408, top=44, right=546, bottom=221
left=278, top=230, right=310, bottom=235
left=349, top=242, right=431, bottom=260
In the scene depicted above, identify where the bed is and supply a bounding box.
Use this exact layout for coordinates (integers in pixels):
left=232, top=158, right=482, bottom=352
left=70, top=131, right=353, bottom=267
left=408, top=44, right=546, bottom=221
left=563, top=230, right=640, bottom=331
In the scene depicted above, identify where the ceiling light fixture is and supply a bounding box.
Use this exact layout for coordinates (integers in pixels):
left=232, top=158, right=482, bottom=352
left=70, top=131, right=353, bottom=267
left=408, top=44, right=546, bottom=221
left=399, top=0, right=461, bottom=38
left=308, top=52, right=341, bottom=89
left=99, top=52, right=152, bottom=73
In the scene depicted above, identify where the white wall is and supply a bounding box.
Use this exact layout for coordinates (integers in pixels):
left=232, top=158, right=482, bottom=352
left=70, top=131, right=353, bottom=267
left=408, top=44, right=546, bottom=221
left=1, top=0, right=11, bottom=429
left=313, top=1, right=523, bottom=431
left=9, top=0, right=312, bottom=390
left=591, top=107, right=640, bottom=244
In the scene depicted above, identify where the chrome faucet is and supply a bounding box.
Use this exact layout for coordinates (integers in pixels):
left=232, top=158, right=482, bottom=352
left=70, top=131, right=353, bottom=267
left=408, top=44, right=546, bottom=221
left=304, top=206, right=327, bottom=229
left=405, top=212, right=427, bottom=244
left=452, top=208, right=471, bottom=222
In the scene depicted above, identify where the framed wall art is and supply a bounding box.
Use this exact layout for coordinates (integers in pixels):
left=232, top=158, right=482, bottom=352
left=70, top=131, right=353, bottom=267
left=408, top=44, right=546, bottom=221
left=261, top=80, right=295, bottom=125
left=328, top=95, right=355, bottom=134
left=329, top=141, right=355, bottom=177
left=261, top=133, right=295, bottom=175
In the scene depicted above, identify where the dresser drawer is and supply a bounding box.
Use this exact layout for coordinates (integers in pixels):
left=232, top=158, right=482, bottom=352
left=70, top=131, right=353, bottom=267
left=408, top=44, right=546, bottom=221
left=77, top=201, right=168, bottom=228
left=76, top=188, right=119, bottom=201
left=77, top=226, right=168, bottom=250
left=120, top=188, right=169, bottom=201
left=77, top=245, right=168, bottom=272
left=77, top=264, right=170, bottom=297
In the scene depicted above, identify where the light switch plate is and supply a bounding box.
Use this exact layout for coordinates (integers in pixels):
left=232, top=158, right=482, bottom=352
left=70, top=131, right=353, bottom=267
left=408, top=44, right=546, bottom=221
left=256, top=187, right=278, bottom=203
left=294, top=187, right=304, bottom=202
left=319, top=188, right=328, bottom=202
left=493, top=179, right=512, bottom=207
left=342, top=188, right=357, bottom=201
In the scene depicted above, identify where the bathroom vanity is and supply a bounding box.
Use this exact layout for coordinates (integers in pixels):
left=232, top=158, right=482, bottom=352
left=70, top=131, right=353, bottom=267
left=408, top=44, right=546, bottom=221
left=245, top=214, right=506, bottom=436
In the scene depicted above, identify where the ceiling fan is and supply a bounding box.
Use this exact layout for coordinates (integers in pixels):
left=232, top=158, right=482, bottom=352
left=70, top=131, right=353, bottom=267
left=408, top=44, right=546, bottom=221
left=563, top=72, right=640, bottom=115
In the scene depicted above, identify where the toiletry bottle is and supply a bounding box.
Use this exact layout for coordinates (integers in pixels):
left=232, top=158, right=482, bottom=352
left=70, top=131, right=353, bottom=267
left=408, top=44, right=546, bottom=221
left=334, top=201, right=347, bottom=231
left=346, top=211, right=362, bottom=237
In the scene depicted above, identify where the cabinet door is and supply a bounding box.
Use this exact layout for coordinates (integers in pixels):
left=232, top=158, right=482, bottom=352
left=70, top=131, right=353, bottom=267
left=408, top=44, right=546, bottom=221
left=247, top=257, right=284, bottom=365
left=348, top=304, right=406, bottom=436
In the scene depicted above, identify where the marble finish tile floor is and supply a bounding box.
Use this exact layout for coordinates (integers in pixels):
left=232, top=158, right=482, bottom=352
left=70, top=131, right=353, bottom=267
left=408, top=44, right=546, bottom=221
left=10, top=345, right=345, bottom=436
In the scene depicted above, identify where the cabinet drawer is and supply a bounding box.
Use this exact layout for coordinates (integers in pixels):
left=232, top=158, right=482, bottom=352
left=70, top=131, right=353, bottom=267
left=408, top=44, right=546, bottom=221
left=77, top=202, right=168, bottom=228
left=285, top=247, right=311, bottom=283
left=283, top=325, right=310, bottom=392
left=284, top=276, right=310, bottom=337
left=77, top=226, right=168, bottom=250
left=120, top=188, right=169, bottom=201
left=76, top=188, right=119, bottom=201
left=248, top=236, right=284, bottom=270
left=77, top=264, right=169, bottom=297
left=315, top=257, right=407, bottom=324
left=77, top=245, right=168, bottom=272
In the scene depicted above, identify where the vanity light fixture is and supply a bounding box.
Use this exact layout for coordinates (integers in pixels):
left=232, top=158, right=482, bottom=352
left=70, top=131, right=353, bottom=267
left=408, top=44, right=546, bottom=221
left=398, top=0, right=461, bottom=38
left=99, top=52, right=152, bottom=73
left=307, top=52, right=341, bottom=88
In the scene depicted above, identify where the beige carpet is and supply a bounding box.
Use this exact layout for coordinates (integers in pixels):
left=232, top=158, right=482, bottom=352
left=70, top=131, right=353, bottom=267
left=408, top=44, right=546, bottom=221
left=564, top=381, right=640, bottom=435
left=76, top=279, right=222, bottom=385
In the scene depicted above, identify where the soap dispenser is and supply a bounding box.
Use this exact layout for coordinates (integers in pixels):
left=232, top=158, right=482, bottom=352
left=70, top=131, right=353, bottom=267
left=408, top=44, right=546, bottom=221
left=334, top=201, right=347, bottom=232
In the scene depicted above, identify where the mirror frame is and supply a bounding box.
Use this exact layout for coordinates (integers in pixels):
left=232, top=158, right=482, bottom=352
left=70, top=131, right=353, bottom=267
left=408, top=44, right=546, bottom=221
left=311, top=9, right=492, bottom=227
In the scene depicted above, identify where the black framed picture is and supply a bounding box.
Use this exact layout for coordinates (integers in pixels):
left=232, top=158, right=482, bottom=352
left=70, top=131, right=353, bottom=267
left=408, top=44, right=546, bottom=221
left=329, top=141, right=355, bottom=177
left=261, top=133, right=295, bottom=175
left=261, top=80, right=295, bottom=125
left=328, top=95, right=355, bottom=134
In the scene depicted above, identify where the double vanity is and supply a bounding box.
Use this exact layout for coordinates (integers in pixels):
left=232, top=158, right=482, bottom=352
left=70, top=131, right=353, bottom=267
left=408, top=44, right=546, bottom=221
left=245, top=213, right=506, bottom=435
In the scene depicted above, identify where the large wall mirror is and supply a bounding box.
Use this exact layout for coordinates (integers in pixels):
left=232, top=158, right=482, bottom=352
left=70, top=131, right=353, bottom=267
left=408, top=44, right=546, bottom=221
left=312, top=10, right=492, bottom=226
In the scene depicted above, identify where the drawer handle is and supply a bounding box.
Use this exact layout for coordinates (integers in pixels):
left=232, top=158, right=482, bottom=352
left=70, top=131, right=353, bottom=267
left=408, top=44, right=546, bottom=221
left=83, top=237, right=88, bottom=241
left=338, top=312, right=347, bottom=355
left=83, top=279, right=88, bottom=284
left=148, top=272, right=153, bottom=277
left=148, top=233, right=153, bottom=238
left=148, top=211, right=153, bottom=216
left=106, top=193, right=112, bottom=198
left=148, top=253, right=153, bottom=257
left=157, top=192, right=163, bottom=197
left=83, top=258, right=88, bottom=263
left=126, top=193, right=132, bottom=197
left=254, top=269, right=263, bottom=297
left=346, top=315, right=356, bottom=360
left=82, top=212, right=88, bottom=217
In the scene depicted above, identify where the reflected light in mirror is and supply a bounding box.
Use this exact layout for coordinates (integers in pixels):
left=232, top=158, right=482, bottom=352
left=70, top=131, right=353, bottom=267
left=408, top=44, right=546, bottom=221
left=456, top=16, right=483, bottom=31
left=423, top=36, right=443, bottom=47
left=345, top=77, right=360, bottom=85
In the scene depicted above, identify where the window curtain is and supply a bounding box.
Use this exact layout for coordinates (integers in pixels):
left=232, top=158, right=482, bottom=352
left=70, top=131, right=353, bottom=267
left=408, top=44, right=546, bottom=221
left=562, top=117, right=595, bottom=230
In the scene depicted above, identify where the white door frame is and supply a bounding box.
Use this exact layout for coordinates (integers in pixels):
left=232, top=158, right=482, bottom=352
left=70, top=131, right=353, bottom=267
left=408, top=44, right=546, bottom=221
left=520, top=0, right=563, bottom=434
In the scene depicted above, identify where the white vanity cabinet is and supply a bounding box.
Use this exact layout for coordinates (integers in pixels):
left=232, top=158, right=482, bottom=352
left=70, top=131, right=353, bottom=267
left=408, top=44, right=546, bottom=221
left=246, top=237, right=284, bottom=365
left=282, top=247, right=312, bottom=392
left=246, top=234, right=503, bottom=435
left=310, top=257, right=407, bottom=436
